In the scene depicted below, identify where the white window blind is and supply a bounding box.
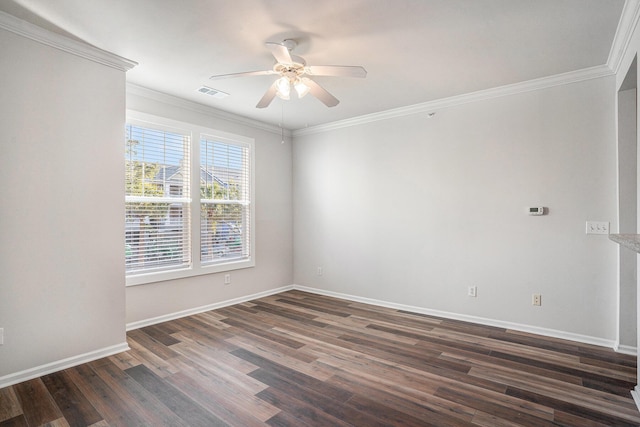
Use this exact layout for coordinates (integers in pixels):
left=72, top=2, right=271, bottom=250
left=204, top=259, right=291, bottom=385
left=125, top=124, right=191, bottom=274
left=200, top=138, right=251, bottom=265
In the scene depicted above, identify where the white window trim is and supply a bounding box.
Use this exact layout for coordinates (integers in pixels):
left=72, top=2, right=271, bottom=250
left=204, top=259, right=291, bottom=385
left=125, top=110, right=255, bottom=287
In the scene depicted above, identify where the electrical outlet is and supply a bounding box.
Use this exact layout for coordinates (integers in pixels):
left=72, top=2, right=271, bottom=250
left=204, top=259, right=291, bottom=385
left=317, top=267, right=323, bottom=276
left=468, top=286, right=477, bottom=297
left=224, top=274, right=231, bottom=285
left=585, top=221, right=609, bottom=235
left=532, top=294, right=542, bottom=306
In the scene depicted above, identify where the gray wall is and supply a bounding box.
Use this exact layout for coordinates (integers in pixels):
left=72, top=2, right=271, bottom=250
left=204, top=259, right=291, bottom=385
left=617, top=87, right=637, bottom=349
left=0, top=28, right=128, bottom=379
left=293, top=77, right=618, bottom=342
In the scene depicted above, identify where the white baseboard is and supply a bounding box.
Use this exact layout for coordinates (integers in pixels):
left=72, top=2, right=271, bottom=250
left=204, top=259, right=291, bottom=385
left=633, top=386, right=640, bottom=412
left=126, top=285, right=295, bottom=331
left=0, top=342, right=130, bottom=389
left=292, top=285, right=620, bottom=351
left=615, top=343, right=638, bottom=356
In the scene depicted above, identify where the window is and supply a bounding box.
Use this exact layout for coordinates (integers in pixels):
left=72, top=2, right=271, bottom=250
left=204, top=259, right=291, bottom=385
left=125, top=124, right=191, bottom=274
left=125, top=113, right=254, bottom=285
left=200, top=138, right=252, bottom=264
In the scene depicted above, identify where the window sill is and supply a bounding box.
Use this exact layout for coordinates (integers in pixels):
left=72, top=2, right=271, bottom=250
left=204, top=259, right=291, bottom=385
left=125, top=258, right=255, bottom=286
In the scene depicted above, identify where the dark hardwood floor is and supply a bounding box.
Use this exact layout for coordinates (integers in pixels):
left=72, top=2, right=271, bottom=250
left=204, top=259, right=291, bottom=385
left=1, top=290, right=639, bottom=426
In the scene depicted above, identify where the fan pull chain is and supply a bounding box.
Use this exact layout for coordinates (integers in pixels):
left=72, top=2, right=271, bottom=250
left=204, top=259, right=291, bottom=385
left=281, top=102, right=285, bottom=144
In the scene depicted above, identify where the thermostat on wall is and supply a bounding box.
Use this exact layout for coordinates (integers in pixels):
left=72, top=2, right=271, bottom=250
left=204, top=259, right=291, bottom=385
left=528, top=207, right=545, bottom=216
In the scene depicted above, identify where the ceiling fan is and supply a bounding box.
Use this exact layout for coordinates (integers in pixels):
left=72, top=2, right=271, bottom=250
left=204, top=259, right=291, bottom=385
left=209, top=39, right=367, bottom=108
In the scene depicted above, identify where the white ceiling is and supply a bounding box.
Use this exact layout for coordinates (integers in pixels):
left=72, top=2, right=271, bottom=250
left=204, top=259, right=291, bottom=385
left=1, top=0, right=626, bottom=130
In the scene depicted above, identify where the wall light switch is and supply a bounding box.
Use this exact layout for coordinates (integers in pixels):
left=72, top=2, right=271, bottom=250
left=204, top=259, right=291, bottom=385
left=586, top=221, right=609, bottom=235
left=0, top=328, right=4, bottom=345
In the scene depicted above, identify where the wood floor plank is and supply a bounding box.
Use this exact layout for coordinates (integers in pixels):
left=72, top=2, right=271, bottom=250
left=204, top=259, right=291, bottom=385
left=2, top=289, right=638, bottom=426
left=322, top=315, right=425, bottom=346
left=275, top=297, right=352, bottom=317
left=264, top=409, right=313, bottom=427
left=13, top=378, right=64, bottom=427
left=172, top=316, right=234, bottom=341
left=232, top=347, right=352, bottom=403
left=250, top=301, right=329, bottom=328
left=41, top=370, right=104, bottom=427
left=311, top=338, right=509, bottom=398
left=64, top=363, right=147, bottom=427
left=45, top=417, right=71, bottom=427
left=106, top=349, right=142, bottom=371
left=434, top=386, right=557, bottom=427
left=124, top=364, right=229, bottom=427
left=365, top=321, right=436, bottom=340
left=470, top=410, right=533, bottom=427
left=345, top=392, right=450, bottom=427
left=125, top=334, right=181, bottom=378
left=489, top=349, right=636, bottom=393
left=190, top=311, right=235, bottom=330
left=88, top=359, right=190, bottom=427
left=167, top=367, right=278, bottom=425
left=551, top=409, right=613, bottom=427
left=0, top=415, right=28, bottom=427
left=505, top=385, right=640, bottom=427
left=169, top=327, right=238, bottom=354
left=170, top=333, right=255, bottom=375
left=225, top=330, right=319, bottom=365
left=168, top=348, right=267, bottom=396
left=221, top=316, right=307, bottom=349
left=128, top=328, right=181, bottom=360
left=327, top=373, right=477, bottom=426
left=437, top=348, right=584, bottom=387
left=469, top=366, right=640, bottom=424
left=338, top=332, right=470, bottom=373
left=257, top=387, right=354, bottom=427
left=140, top=324, right=182, bottom=346
left=251, top=370, right=381, bottom=426
left=0, top=386, right=22, bottom=422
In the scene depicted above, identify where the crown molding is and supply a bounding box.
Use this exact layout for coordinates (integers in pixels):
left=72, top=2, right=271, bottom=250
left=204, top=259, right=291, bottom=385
left=607, top=0, right=640, bottom=74
left=0, top=10, right=136, bottom=72
left=293, top=65, right=614, bottom=137
left=127, top=83, right=290, bottom=137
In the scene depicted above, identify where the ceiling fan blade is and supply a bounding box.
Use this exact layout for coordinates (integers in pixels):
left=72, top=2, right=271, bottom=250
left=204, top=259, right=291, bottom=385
left=209, top=70, right=275, bottom=80
left=256, top=81, right=278, bottom=108
left=266, top=42, right=293, bottom=64
left=307, top=65, right=367, bottom=78
left=305, top=78, right=339, bottom=107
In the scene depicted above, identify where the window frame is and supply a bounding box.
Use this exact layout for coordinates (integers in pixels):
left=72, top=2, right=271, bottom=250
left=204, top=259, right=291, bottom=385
left=125, top=111, right=255, bottom=287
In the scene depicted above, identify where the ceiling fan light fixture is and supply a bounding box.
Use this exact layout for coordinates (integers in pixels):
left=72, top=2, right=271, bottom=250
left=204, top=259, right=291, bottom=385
left=213, top=40, right=367, bottom=109
left=275, top=76, right=291, bottom=100
left=294, top=78, right=310, bottom=98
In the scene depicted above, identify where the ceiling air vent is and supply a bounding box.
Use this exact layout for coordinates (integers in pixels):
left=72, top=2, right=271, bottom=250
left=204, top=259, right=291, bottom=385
left=197, top=86, right=229, bottom=99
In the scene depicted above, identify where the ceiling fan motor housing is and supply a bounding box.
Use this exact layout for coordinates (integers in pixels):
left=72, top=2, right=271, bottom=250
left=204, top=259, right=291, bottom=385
left=282, top=39, right=297, bottom=51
